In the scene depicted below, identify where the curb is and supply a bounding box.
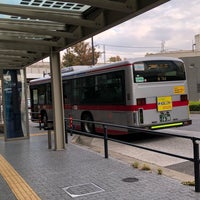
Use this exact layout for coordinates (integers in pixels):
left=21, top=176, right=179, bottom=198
left=190, top=111, right=200, bottom=114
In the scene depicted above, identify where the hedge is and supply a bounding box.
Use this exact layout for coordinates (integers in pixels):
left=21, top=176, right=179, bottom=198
left=189, top=101, right=200, bottom=111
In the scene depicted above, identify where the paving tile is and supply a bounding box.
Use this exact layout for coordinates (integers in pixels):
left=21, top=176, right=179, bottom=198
left=0, top=134, right=199, bottom=200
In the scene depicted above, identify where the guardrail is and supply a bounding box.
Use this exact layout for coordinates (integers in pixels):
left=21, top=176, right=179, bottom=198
left=48, top=118, right=200, bottom=192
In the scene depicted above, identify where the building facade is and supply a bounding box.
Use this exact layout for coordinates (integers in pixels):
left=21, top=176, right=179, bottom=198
left=26, top=61, right=50, bottom=82
left=146, top=34, right=200, bottom=101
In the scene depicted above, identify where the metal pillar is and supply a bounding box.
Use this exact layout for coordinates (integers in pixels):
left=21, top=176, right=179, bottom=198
left=50, top=51, right=65, bottom=150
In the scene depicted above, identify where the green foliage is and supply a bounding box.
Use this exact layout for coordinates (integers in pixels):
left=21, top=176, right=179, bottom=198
left=182, top=181, right=195, bottom=186
left=189, top=101, right=200, bottom=111
left=132, top=161, right=139, bottom=168
left=141, top=164, right=151, bottom=171
left=157, top=168, right=163, bottom=175
left=62, top=41, right=100, bottom=67
left=108, top=56, right=122, bottom=62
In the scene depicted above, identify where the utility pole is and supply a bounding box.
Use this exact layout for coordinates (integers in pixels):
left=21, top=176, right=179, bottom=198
left=161, top=40, right=165, bottom=53
left=91, top=37, right=95, bottom=65
left=103, top=44, right=106, bottom=64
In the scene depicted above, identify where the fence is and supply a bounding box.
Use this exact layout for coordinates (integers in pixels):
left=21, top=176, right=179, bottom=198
left=48, top=118, right=200, bottom=192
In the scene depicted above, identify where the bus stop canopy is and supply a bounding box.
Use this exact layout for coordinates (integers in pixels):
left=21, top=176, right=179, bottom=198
left=0, top=0, right=169, bottom=69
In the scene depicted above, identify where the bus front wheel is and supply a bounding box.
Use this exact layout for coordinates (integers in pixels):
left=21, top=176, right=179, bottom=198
left=81, top=113, right=95, bottom=133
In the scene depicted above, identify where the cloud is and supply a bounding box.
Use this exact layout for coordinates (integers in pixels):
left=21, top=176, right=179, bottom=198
left=92, top=0, right=200, bottom=61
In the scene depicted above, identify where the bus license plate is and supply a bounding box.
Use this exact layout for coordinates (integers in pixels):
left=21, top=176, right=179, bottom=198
left=159, top=112, right=171, bottom=122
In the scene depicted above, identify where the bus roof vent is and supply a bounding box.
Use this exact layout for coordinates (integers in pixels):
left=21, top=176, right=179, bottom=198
left=61, top=67, right=74, bottom=73
left=61, top=65, right=92, bottom=73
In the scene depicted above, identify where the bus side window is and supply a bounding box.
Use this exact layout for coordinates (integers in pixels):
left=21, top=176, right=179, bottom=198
left=33, top=89, right=38, bottom=104
left=39, top=94, right=45, bottom=104
left=38, top=84, right=46, bottom=104
left=46, top=84, right=52, bottom=104
left=63, top=80, right=72, bottom=104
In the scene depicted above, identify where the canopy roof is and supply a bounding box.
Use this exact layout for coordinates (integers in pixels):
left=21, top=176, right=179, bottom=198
left=0, top=0, right=169, bottom=69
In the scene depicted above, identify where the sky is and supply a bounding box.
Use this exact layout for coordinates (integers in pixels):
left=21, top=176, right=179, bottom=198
left=89, top=0, right=200, bottom=63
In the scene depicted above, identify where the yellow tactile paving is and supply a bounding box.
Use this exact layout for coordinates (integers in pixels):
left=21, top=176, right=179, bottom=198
left=0, top=154, right=41, bottom=200
left=30, top=132, right=47, bottom=136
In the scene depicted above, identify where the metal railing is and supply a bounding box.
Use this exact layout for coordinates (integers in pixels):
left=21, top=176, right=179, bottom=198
left=49, top=118, right=200, bottom=192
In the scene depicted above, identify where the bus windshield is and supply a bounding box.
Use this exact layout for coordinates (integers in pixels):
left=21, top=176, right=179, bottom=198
left=133, top=60, right=186, bottom=83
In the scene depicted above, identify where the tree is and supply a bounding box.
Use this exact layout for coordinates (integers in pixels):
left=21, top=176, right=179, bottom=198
left=62, top=41, right=100, bottom=67
left=108, top=56, right=122, bottom=63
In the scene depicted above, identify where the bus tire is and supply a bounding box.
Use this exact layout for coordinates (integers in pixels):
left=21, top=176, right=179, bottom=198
left=81, top=112, right=95, bottom=133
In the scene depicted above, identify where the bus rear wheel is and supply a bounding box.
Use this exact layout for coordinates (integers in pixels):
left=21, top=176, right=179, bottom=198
left=81, top=113, right=95, bottom=133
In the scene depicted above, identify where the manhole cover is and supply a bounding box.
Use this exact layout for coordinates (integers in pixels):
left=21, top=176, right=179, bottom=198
left=122, top=177, right=139, bottom=182
left=63, top=183, right=104, bottom=198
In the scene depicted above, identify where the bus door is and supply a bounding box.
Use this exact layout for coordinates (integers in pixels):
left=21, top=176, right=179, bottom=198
left=30, top=88, right=40, bottom=121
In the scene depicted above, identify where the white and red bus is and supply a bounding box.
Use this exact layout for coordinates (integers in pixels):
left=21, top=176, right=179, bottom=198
left=30, top=56, right=191, bottom=135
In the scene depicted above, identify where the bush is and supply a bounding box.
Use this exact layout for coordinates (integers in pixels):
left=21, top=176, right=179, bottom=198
left=157, top=168, right=163, bottom=175
left=141, top=164, right=151, bottom=171
left=132, top=161, right=139, bottom=168
left=182, top=180, right=195, bottom=186
left=189, top=101, right=200, bottom=111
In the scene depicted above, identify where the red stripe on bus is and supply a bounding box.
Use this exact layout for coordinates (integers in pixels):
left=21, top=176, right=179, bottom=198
left=64, top=101, right=188, bottom=111
left=134, top=104, right=156, bottom=110
left=173, top=100, right=189, bottom=107
left=64, top=104, right=151, bottom=111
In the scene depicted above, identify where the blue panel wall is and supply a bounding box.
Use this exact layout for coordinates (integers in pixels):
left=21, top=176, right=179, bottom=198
left=3, top=69, right=24, bottom=138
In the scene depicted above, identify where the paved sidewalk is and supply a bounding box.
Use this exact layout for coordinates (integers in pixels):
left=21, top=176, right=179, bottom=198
left=0, top=133, right=200, bottom=200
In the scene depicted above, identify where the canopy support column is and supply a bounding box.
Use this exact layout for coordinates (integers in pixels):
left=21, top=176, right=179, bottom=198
left=50, top=51, right=65, bottom=150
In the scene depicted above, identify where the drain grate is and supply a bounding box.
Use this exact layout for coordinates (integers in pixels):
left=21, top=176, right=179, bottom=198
left=122, top=177, right=139, bottom=183
left=62, top=183, right=104, bottom=198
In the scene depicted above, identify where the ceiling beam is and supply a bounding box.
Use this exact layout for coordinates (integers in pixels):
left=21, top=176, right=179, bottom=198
left=0, top=35, right=65, bottom=47
left=0, top=57, right=27, bottom=61
left=0, top=23, right=76, bottom=39
left=0, top=18, right=65, bottom=29
left=0, top=50, right=42, bottom=58
left=0, top=43, right=50, bottom=53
